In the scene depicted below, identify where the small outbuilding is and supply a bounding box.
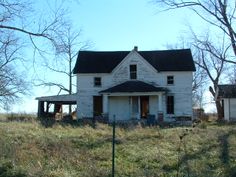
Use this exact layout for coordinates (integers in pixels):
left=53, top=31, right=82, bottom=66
left=36, top=94, right=77, bottom=120
left=218, top=84, right=236, bottom=121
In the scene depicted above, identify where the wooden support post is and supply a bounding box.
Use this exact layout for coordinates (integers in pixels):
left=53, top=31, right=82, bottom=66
left=37, top=101, right=44, bottom=117
left=112, top=115, right=116, bottom=177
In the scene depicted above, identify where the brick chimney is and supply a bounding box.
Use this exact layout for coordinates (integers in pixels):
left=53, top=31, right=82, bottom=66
left=134, top=46, right=138, bottom=51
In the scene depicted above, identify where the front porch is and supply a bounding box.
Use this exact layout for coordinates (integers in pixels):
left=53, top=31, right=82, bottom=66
left=102, top=94, right=165, bottom=121
left=97, top=80, right=168, bottom=122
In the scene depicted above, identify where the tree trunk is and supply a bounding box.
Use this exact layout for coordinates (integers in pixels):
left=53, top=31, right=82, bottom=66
left=68, top=48, right=72, bottom=114
left=209, top=86, right=224, bottom=120
left=215, top=100, right=224, bottom=120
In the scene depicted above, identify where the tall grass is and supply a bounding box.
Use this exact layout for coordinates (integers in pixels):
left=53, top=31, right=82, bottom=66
left=0, top=113, right=37, bottom=122
left=0, top=121, right=235, bottom=176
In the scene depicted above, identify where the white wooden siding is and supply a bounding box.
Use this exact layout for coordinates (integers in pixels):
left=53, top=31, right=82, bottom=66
left=230, top=99, right=236, bottom=120
left=149, top=96, right=158, bottom=117
left=76, top=51, right=193, bottom=120
left=109, top=96, right=129, bottom=120
left=223, top=98, right=230, bottom=121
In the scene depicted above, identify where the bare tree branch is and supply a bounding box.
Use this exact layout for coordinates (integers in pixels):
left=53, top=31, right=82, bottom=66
left=0, top=0, right=67, bottom=110
left=154, top=0, right=236, bottom=58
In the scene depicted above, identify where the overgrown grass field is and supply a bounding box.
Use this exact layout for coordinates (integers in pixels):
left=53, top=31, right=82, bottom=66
left=0, top=120, right=236, bottom=177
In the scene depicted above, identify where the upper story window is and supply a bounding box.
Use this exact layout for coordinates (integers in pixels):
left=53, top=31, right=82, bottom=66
left=130, top=65, right=137, bottom=79
left=167, top=76, right=174, bottom=85
left=94, top=77, right=101, bottom=87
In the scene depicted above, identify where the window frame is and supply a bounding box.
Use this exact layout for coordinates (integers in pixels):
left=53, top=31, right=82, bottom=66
left=94, top=77, right=101, bottom=87
left=166, top=95, right=174, bottom=114
left=130, top=64, right=137, bottom=80
left=167, top=75, right=174, bottom=85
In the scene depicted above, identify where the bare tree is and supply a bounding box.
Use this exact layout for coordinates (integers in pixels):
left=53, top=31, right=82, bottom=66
left=226, top=65, right=236, bottom=84
left=0, top=1, right=65, bottom=46
left=0, top=0, right=67, bottom=109
left=35, top=26, right=90, bottom=113
left=192, top=33, right=228, bottom=120
left=154, top=0, right=236, bottom=63
left=0, top=32, right=28, bottom=110
left=192, top=64, right=207, bottom=108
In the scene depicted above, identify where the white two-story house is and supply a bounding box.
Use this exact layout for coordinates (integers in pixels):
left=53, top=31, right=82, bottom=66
left=73, top=47, right=196, bottom=122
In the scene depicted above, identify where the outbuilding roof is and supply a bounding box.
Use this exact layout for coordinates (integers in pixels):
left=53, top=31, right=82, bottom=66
left=218, top=85, right=236, bottom=98
left=99, top=80, right=168, bottom=93
left=73, top=49, right=195, bottom=74
left=36, top=94, right=77, bottom=104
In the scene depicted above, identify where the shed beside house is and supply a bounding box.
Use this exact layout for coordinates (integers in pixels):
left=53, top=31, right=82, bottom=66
left=218, top=84, right=236, bottom=121
left=36, top=94, right=77, bottom=120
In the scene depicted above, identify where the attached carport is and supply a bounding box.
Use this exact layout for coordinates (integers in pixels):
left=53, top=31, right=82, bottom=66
left=36, top=94, right=77, bottom=119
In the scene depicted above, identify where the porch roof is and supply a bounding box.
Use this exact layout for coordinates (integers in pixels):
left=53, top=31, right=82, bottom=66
left=35, top=94, right=77, bottom=104
left=100, top=80, right=168, bottom=94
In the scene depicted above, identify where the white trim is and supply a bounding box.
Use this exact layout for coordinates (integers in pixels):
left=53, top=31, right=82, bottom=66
left=77, top=73, right=110, bottom=76
left=102, top=95, right=108, bottom=114
left=111, top=50, right=158, bottom=74
left=36, top=94, right=77, bottom=102
left=158, top=93, right=163, bottom=111
left=111, top=51, right=134, bottom=74
left=102, top=92, right=165, bottom=96
left=129, top=64, right=137, bottom=80
left=135, top=51, right=158, bottom=73
left=167, top=75, right=174, bottom=85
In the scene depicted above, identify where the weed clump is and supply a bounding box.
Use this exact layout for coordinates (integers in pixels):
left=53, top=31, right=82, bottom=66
left=0, top=161, right=26, bottom=177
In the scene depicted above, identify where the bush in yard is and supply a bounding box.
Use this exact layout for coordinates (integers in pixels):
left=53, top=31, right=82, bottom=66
left=0, top=161, right=26, bottom=177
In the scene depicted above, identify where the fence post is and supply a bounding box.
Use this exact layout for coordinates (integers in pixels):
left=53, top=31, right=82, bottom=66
left=112, top=115, right=116, bottom=177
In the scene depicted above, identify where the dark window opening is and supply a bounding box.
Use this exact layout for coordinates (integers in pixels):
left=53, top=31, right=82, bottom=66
left=93, top=96, right=103, bottom=116
left=94, top=77, right=101, bottom=87
left=167, top=76, right=174, bottom=85
left=167, top=96, right=174, bottom=114
left=130, top=65, right=137, bottom=79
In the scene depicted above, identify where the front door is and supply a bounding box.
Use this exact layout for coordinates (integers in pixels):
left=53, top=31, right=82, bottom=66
left=93, top=96, right=103, bottom=116
left=140, top=96, right=149, bottom=118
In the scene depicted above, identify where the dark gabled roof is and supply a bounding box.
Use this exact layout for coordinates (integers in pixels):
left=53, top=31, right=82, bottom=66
left=73, top=51, right=129, bottom=73
left=218, top=85, right=236, bottom=98
left=73, top=49, right=196, bottom=74
left=99, top=80, right=168, bottom=93
left=139, top=50, right=195, bottom=71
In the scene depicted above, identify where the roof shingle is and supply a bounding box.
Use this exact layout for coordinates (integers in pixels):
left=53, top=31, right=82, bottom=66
left=218, top=85, right=236, bottom=98
left=73, top=49, right=196, bottom=74
left=99, top=80, right=168, bottom=93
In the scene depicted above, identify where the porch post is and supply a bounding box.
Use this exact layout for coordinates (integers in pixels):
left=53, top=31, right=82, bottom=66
left=138, top=96, right=141, bottom=119
left=158, top=93, right=163, bottom=111
left=37, top=101, right=44, bottom=117
left=103, top=94, right=109, bottom=114
left=130, top=96, right=133, bottom=118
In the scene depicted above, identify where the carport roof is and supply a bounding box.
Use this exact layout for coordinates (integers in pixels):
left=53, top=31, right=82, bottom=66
left=36, top=94, right=77, bottom=104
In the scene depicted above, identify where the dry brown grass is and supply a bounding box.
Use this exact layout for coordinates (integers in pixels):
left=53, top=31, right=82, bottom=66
left=0, top=121, right=236, bottom=176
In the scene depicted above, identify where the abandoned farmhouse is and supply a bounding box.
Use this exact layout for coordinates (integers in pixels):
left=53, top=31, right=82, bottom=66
left=37, top=47, right=197, bottom=122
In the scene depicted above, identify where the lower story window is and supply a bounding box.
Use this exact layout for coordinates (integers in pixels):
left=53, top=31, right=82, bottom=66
left=167, top=95, right=174, bottom=114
